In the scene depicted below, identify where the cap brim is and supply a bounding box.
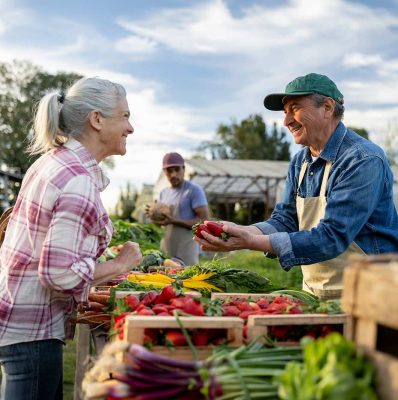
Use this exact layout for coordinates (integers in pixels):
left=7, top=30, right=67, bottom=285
left=163, top=163, right=184, bottom=169
left=263, top=91, right=314, bottom=111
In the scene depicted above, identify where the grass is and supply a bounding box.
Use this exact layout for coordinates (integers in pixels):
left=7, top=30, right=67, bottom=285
left=1, top=250, right=302, bottom=398
left=204, top=249, right=303, bottom=289
left=63, top=339, right=77, bottom=400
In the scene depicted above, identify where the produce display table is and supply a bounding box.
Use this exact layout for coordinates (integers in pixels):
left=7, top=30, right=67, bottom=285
left=74, top=325, right=109, bottom=400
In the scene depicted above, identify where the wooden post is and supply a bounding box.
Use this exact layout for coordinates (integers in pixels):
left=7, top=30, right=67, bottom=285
left=73, top=324, right=91, bottom=400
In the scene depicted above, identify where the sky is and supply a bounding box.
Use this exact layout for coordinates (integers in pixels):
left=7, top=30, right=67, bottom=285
left=1, top=0, right=398, bottom=210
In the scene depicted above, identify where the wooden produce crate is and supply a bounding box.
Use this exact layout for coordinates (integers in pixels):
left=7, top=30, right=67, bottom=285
left=341, top=254, right=398, bottom=400
left=123, top=315, right=243, bottom=361
left=246, top=313, right=351, bottom=344
left=211, top=292, right=284, bottom=301
left=114, top=290, right=201, bottom=299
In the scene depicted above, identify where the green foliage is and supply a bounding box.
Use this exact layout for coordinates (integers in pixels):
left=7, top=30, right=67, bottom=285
left=0, top=60, right=82, bottom=174
left=348, top=126, right=369, bottom=140
left=277, top=333, right=377, bottom=400
left=112, top=182, right=138, bottom=221
left=0, top=60, right=82, bottom=205
left=197, top=114, right=290, bottom=161
left=109, top=219, right=163, bottom=252
left=214, top=250, right=303, bottom=289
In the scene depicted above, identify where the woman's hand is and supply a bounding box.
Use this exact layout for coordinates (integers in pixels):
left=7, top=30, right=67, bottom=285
left=114, top=241, right=143, bottom=272
left=193, top=221, right=255, bottom=252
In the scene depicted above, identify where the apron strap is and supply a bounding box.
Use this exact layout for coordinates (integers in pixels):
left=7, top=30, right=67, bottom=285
left=320, top=161, right=332, bottom=197
left=297, top=160, right=332, bottom=197
left=297, top=161, right=308, bottom=189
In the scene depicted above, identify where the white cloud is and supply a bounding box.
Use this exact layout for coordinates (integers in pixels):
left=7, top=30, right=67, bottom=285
left=1, top=0, right=398, bottom=209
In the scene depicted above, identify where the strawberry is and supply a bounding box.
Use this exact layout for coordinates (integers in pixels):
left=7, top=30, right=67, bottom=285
left=137, top=307, right=155, bottom=316
left=192, top=223, right=212, bottom=239
left=140, top=290, right=158, bottom=306
left=270, top=325, right=292, bottom=340
left=237, top=301, right=253, bottom=312
left=191, top=330, right=209, bottom=346
left=154, top=285, right=177, bottom=304
left=124, top=294, right=140, bottom=311
left=222, top=305, right=241, bottom=317
left=256, top=298, right=270, bottom=309
left=152, top=304, right=169, bottom=314
left=205, top=221, right=230, bottom=241
left=165, top=330, right=187, bottom=346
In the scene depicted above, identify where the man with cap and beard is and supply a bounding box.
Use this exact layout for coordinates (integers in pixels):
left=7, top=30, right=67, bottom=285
left=194, top=72, right=398, bottom=300
left=148, top=152, right=210, bottom=266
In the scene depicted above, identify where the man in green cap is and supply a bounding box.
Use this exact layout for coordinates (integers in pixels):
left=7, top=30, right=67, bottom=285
left=194, top=72, right=398, bottom=300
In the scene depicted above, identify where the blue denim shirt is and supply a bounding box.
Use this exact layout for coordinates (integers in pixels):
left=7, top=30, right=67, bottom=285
left=254, top=122, right=398, bottom=270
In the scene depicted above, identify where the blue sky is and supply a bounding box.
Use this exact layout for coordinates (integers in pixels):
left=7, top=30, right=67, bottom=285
left=1, top=0, right=398, bottom=209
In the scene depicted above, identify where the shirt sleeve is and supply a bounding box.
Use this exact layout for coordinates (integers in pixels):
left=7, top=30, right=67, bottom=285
left=280, top=156, right=386, bottom=268
left=38, top=174, right=103, bottom=302
left=191, top=184, right=208, bottom=209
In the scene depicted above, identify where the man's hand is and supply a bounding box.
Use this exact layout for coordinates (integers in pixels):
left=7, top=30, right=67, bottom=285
left=154, top=211, right=174, bottom=226
left=193, top=221, right=254, bottom=252
left=144, top=203, right=152, bottom=218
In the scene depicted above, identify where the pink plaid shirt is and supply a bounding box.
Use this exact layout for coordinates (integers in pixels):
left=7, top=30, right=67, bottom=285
left=0, top=139, right=113, bottom=346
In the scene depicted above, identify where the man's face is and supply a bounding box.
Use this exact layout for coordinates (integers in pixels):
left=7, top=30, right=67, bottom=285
left=163, top=165, right=185, bottom=187
left=283, top=96, right=327, bottom=148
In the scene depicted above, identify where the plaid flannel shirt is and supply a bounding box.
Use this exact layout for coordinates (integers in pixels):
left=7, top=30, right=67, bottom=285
left=0, top=139, right=113, bottom=346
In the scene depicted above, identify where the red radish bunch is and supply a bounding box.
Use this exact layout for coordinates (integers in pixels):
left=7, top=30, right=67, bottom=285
left=192, top=221, right=230, bottom=241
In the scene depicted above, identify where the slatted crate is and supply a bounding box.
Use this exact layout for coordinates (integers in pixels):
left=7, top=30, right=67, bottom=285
left=342, top=254, right=398, bottom=400
left=123, top=315, right=243, bottom=361
left=246, top=313, right=352, bottom=344
left=211, top=292, right=286, bottom=301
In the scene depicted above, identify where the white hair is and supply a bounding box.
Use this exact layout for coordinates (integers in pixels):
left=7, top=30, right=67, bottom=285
left=29, top=77, right=126, bottom=154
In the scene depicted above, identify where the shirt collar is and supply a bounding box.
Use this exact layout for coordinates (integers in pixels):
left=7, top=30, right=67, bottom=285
left=63, top=138, right=110, bottom=192
left=304, top=121, right=347, bottom=163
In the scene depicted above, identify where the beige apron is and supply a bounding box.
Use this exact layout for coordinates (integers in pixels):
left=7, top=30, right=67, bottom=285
left=160, top=185, right=199, bottom=266
left=297, top=160, right=365, bottom=300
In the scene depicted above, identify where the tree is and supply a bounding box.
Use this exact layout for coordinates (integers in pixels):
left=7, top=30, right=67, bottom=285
left=112, top=182, right=138, bottom=221
left=0, top=60, right=82, bottom=174
left=383, top=119, right=398, bottom=166
left=197, top=114, right=290, bottom=161
left=347, top=126, right=369, bottom=140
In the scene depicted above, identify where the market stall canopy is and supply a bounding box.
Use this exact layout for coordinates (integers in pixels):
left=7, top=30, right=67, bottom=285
left=153, top=158, right=290, bottom=207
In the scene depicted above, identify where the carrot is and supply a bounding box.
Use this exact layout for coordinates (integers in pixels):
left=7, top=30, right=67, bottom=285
left=88, top=293, right=110, bottom=305
left=88, top=302, right=107, bottom=311
left=75, top=312, right=111, bottom=324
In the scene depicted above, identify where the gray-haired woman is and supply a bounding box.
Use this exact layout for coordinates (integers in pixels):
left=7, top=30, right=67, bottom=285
left=0, top=77, right=142, bottom=399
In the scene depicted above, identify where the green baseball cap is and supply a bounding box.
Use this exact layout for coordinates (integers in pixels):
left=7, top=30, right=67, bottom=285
left=263, top=73, right=344, bottom=111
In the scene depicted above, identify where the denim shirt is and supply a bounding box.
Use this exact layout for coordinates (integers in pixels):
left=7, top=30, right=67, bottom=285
left=254, top=122, right=398, bottom=270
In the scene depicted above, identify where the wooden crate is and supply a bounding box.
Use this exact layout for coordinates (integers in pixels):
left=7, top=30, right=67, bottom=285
left=341, top=254, right=398, bottom=400
left=246, top=313, right=351, bottom=343
left=211, top=292, right=287, bottom=301
left=123, top=315, right=243, bottom=361
left=115, top=290, right=201, bottom=299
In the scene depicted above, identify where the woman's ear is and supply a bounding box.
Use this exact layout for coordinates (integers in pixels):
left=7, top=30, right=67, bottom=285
left=88, top=110, right=102, bottom=131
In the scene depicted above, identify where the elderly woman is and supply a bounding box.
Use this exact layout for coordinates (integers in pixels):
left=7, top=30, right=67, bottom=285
left=0, top=77, right=142, bottom=399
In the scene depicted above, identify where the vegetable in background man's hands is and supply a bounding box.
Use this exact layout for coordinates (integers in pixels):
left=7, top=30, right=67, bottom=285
left=192, top=221, right=230, bottom=241
left=193, top=221, right=249, bottom=252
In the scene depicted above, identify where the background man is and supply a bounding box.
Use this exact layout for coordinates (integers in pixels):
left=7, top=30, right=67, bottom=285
left=194, top=73, right=398, bottom=299
left=149, top=152, right=210, bottom=265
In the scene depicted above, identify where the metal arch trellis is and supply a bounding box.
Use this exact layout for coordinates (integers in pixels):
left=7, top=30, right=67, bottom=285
left=190, top=172, right=285, bottom=208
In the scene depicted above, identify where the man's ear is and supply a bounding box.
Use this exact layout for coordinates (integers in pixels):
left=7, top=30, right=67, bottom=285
left=324, top=98, right=335, bottom=118
left=88, top=110, right=102, bottom=131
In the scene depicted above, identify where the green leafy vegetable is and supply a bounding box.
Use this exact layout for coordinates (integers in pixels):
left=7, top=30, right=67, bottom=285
left=277, top=333, right=377, bottom=400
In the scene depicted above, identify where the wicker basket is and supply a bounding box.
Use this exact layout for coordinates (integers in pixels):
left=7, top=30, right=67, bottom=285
left=0, top=206, right=13, bottom=245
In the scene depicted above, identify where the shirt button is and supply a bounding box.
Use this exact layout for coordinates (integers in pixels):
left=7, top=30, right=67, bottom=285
left=310, top=171, right=314, bottom=176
